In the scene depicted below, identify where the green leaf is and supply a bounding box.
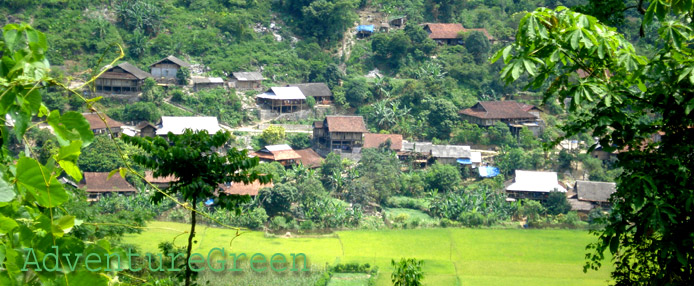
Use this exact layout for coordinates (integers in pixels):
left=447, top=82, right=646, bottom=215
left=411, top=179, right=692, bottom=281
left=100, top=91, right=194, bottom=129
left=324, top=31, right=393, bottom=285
left=56, top=140, right=82, bottom=161
left=53, top=215, right=75, bottom=236
left=609, top=236, right=619, bottom=254
left=16, top=157, right=69, bottom=207
left=3, top=28, right=19, bottom=52
left=0, top=215, right=18, bottom=233
left=58, top=160, right=82, bottom=182
left=107, top=168, right=119, bottom=180
left=0, top=175, right=16, bottom=202
left=685, top=99, right=694, bottom=115
left=47, top=111, right=94, bottom=147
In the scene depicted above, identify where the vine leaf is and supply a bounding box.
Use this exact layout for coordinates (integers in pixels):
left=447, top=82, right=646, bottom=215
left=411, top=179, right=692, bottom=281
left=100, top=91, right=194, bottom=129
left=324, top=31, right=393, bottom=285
left=16, top=157, right=68, bottom=207
left=0, top=176, right=16, bottom=202
left=46, top=110, right=94, bottom=147
left=52, top=215, right=75, bottom=237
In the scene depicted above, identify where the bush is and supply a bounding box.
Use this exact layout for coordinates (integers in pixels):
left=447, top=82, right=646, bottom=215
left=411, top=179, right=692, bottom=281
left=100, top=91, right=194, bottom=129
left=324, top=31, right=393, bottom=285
left=543, top=191, right=571, bottom=215
left=358, top=216, right=386, bottom=230
left=269, top=216, right=288, bottom=231
left=393, top=213, right=409, bottom=224
left=299, top=220, right=315, bottom=232
left=386, top=196, right=428, bottom=211
left=439, top=218, right=461, bottom=228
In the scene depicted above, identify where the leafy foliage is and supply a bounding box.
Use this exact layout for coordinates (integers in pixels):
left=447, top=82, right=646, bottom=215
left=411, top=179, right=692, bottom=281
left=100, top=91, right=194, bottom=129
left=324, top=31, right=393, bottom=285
left=496, top=4, right=694, bottom=283
left=391, top=258, right=424, bottom=286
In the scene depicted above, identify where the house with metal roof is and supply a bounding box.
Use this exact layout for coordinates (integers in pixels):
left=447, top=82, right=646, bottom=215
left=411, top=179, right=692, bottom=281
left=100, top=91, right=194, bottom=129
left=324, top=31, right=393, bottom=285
left=256, top=86, right=307, bottom=113
left=313, top=116, right=368, bottom=152
left=230, top=72, right=264, bottom=90
left=156, top=116, right=221, bottom=136
left=357, top=24, right=374, bottom=38
left=506, top=170, right=567, bottom=201
left=192, top=76, right=225, bottom=91
left=288, top=83, right=333, bottom=104
left=94, top=62, right=152, bottom=93
left=149, top=55, right=190, bottom=84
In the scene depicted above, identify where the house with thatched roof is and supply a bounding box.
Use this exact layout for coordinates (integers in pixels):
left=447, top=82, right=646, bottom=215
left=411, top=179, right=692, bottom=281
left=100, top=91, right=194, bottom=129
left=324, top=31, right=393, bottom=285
left=289, top=83, right=333, bottom=104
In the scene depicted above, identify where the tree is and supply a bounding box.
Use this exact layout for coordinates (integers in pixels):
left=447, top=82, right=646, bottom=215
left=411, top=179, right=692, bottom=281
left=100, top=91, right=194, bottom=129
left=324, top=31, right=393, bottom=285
left=257, top=183, right=297, bottom=217
left=463, top=30, right=491, bottom=64
left=543, top=191, right=571, bottom=215
left=288, top=132, right=312, bottom=149
left=260, top=125, right=286, bottom=145
left=122, top=130, right=270, bottom=286
left=426, top=97, right=458, bottom=139
left=344, top=77, right=371, bottom=105
left=177, top=66, right=191, bottom=85
left=495, top=4, right=694, bottom=283
left=425, top=162, right=462, bottom=193
left=391, top=258, right=424, bottom=286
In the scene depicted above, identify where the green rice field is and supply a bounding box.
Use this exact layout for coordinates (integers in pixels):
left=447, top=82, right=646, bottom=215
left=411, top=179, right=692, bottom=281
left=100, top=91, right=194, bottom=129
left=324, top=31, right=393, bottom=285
left=124, top=221, right=612, bottom=285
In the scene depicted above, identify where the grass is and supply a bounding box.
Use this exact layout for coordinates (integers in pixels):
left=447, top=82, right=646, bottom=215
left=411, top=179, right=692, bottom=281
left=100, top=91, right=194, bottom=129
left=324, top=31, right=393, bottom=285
left=384, top=208, right=439, bottom=226
left=328, top=273, right=371, bottom=286
left=124, top=221, right=612, bottom=286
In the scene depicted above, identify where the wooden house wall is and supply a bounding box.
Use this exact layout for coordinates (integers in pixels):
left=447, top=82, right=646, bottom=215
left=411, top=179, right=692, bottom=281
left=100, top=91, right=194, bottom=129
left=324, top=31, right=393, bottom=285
left=151, top=63, right=179, bottom=80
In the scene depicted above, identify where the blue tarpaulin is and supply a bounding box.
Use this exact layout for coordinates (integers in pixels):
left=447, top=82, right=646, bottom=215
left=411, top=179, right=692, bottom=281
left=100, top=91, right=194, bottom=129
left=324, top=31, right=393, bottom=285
left=457, top=158, right=472, bottom=165
left=204, top=198, right=214, bottom=206
left=479, top=166, right=500, bottom=178
left=357, top=25, right=374, bottom=33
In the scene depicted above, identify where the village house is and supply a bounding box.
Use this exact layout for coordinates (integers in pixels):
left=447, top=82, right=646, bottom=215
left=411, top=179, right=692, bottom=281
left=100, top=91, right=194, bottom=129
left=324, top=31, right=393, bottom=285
left=313, top=116, right=368, bottom=153
left=192, top=77, right=225, bottom=91
left=230, top=72, right=264, bottom=90
left=289, top=83, right=333, bottom=104
left=459, top=101, right=542, bottom=135
left=135, top=121, right=157, bottom=138
left=574, top=180, right=616, bottom=209
left=363, top=133, right=403, bottom=151
left=251, top=144, right=302, bottom=167
left=144, top=171, right=177, bottom=189
left=357, top=24, right=374, bottom=38
left=82, top=113, right=124, bottom=137
left=422, top=23, right=494, bottom=45
left=389, top=16, right=406, bottom=28
left=80, top=172, right=137, bottom=202
left=156, top=116, right=221, bottom=136
left=256, top=86, right=307, bottom=113
left=431, top=145, right=472, bottom=165
left=220, top=180, right=274, bottom=197
left=94, top=62, right=152, bottom=93
left=505, top=170, right=567, bottom=201
left=295, top=148, right=324, bottom=169
left=149, top=55, right=190, bottom=85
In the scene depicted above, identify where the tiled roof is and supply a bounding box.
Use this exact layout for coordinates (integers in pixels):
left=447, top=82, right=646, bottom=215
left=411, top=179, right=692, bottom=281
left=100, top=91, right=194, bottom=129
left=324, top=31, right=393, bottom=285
left=144, top=171, right=177, bottom=184
left=313, top=120, right=324, bottom=129
left=325, top=116, right=368, bottom=133
left=423, top=23, right=493, bottom=41
left=424, top=23, right=464, bottom=39
left=135, top=121, right=156, bottom=130
left=575, top=180, right=616, bottom=203
left=459, top=101, right=537, bottom=120
left=232, top=72, right=264, bottom=81
left=289, top=83, right=332, bottom=98
left=295, top=148, right=324, bottom=168
left=363, top=133, right=403, bottom=150
left=253, top=145, right=302, bottom=161
left=82, top=113, right=124, bottom=130
left=149, top=55, right=191, bottom=68
left=80, top=172, right=136, bottom=193
left=220, top=180, right=273, bottom=196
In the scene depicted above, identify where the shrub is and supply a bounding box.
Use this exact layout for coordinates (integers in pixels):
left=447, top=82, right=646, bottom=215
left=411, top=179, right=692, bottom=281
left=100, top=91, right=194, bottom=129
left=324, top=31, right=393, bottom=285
left=358, top=216, right=386, bottom=230
left=393, top=213, right=409, bottom=224
left=391, top=258, right=424, bottom=286
left=386, top=196, right=428, bottom=211
left=269, top=216, right=288, bottom=231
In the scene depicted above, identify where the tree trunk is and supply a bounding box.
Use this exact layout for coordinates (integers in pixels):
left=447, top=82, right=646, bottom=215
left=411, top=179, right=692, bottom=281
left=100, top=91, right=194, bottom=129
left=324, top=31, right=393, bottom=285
left=185, top=197, right=197, bottom=286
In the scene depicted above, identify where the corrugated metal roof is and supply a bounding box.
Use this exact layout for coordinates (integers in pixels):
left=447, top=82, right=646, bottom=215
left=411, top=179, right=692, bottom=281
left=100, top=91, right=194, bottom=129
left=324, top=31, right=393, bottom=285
left=192, top=77, right=224, bottom=84
left=506, top=170, right=567, bottom=193
left=264, top=144, right=292, bottom=152
left=471, top=152, right=482, bottom=163
left=232, top=72, right=264, bottom=81
left=156, top=116, right=221, bottom=135
left=149, top=55, right=191, bottom=68
left=256, top=86, right=306, bottom=100
left=431, top=145, right=471, bottom=158
left=288, top=83, right=332, bottom=97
